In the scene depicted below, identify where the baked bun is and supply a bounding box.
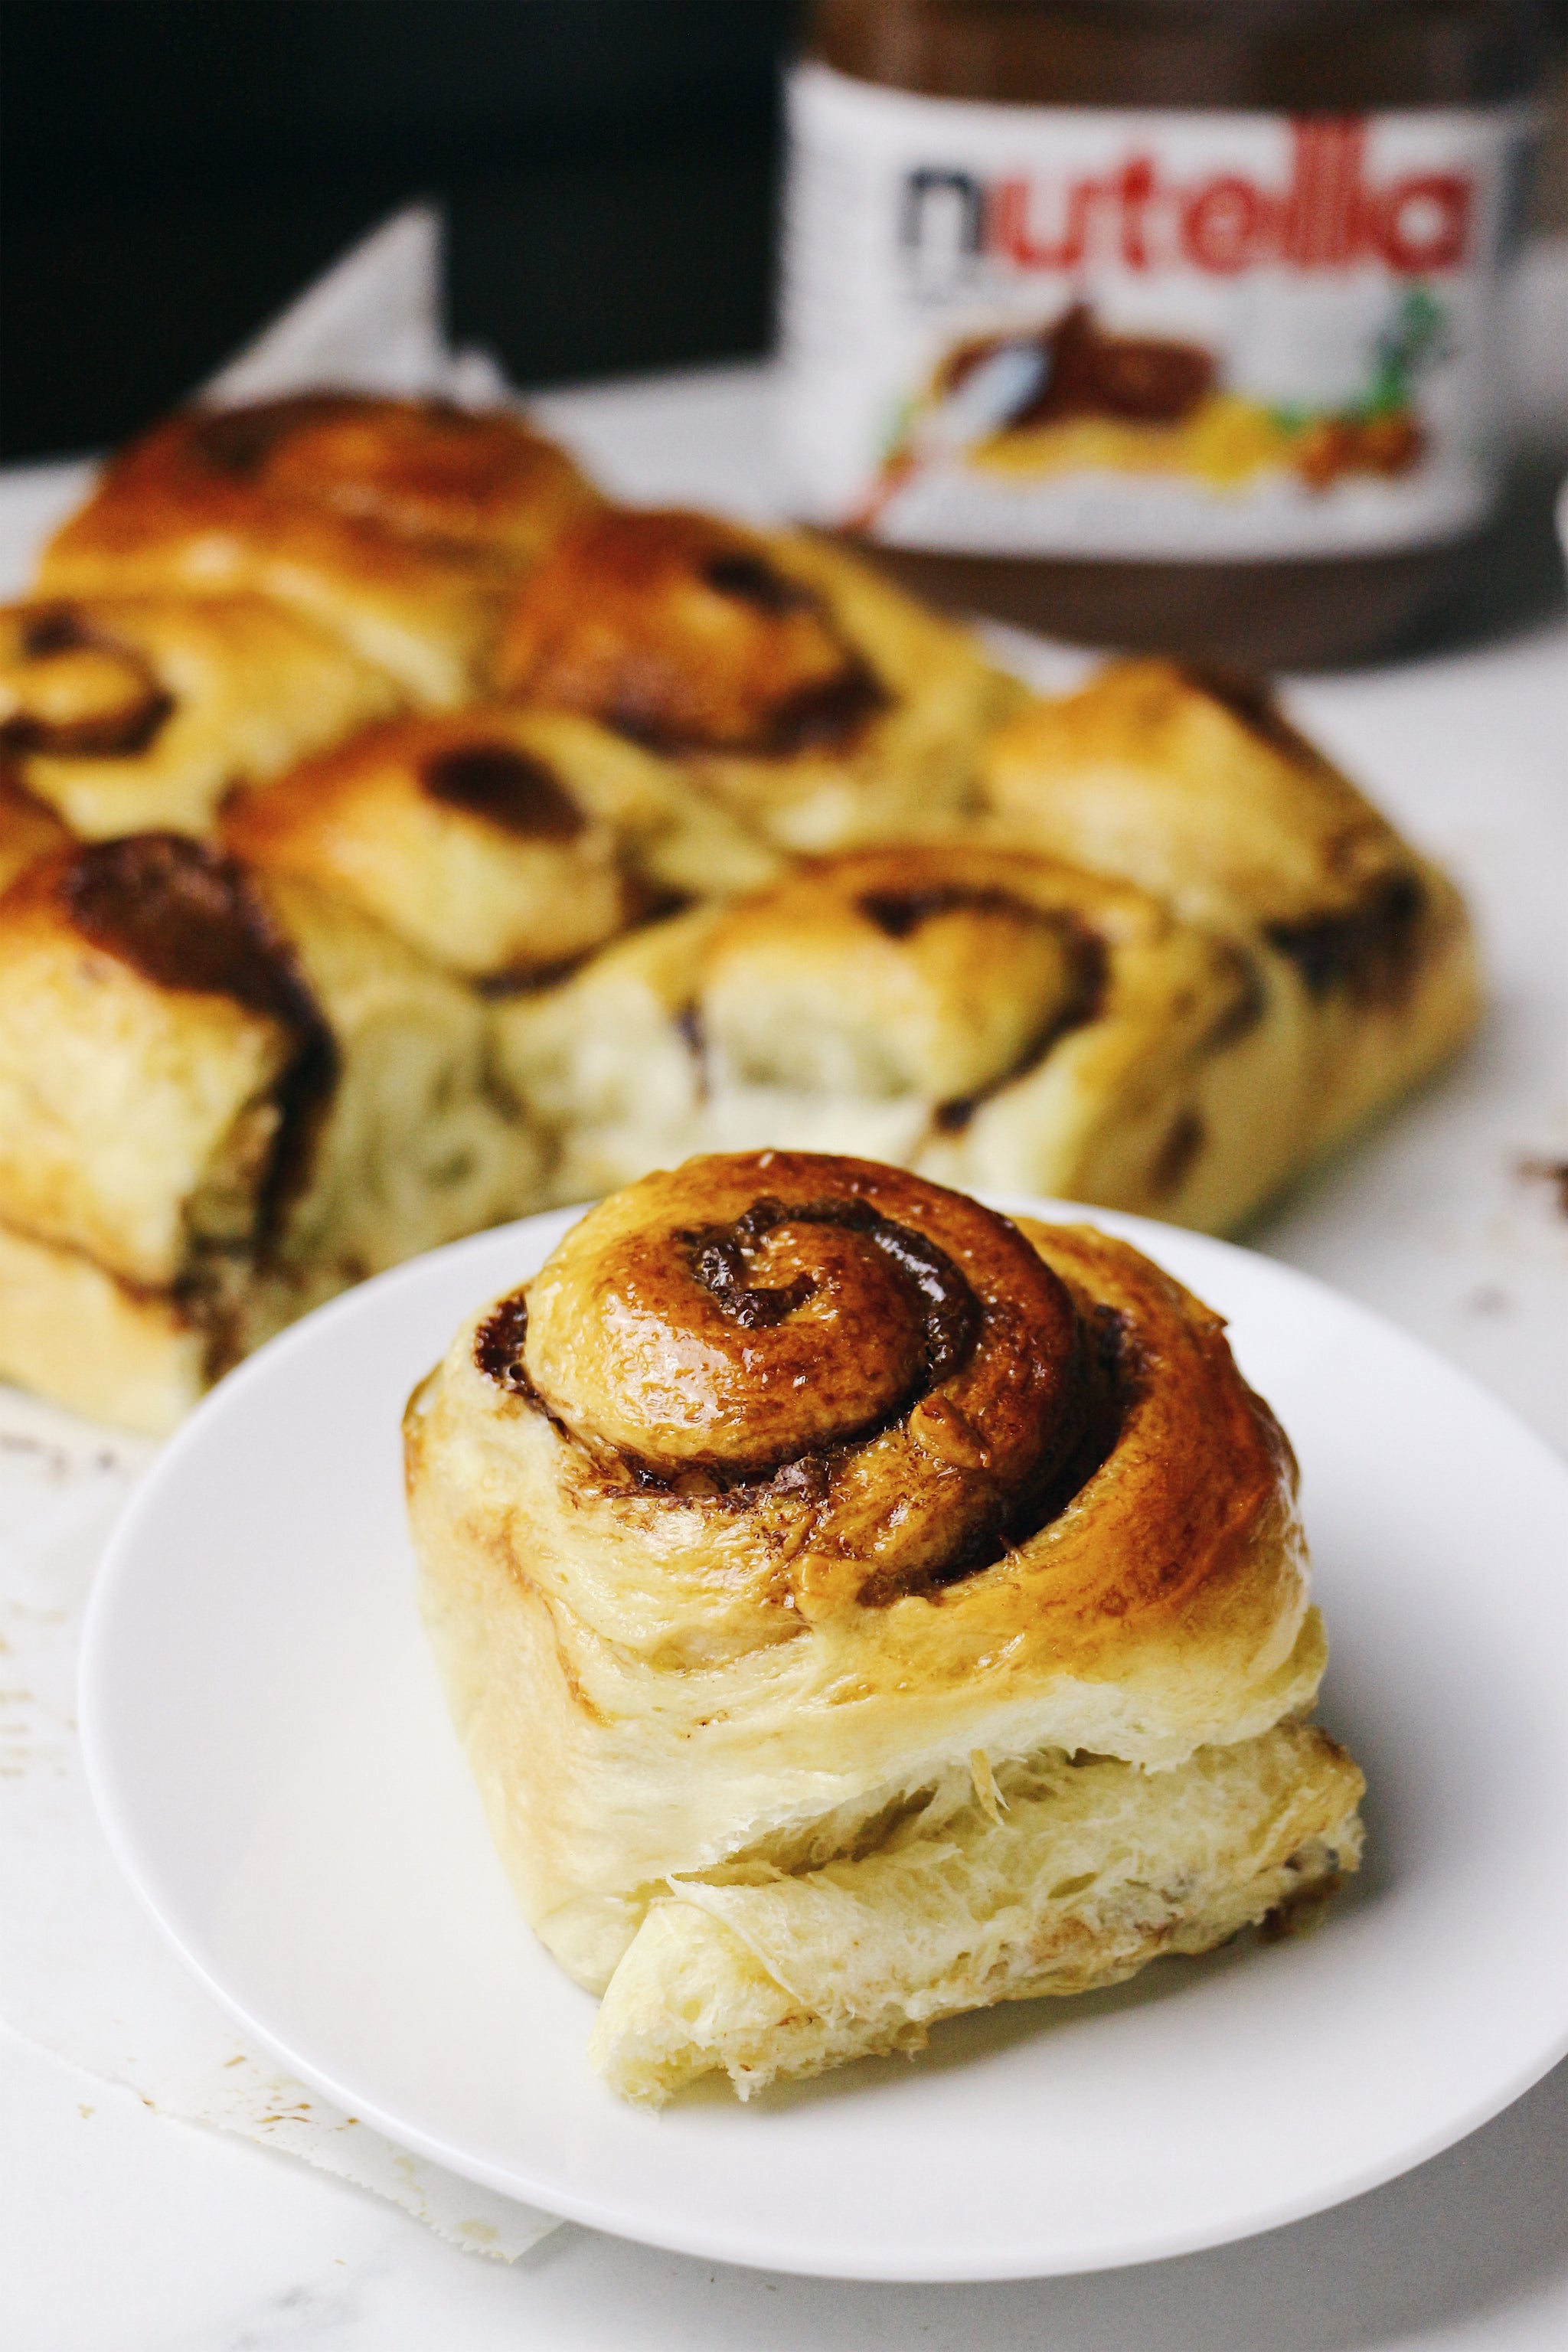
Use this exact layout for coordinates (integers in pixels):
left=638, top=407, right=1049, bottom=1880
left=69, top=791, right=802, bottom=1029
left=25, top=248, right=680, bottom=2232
left=495, top=842, right=1312, bottom=1231
left=980, top=661, right=1479, bottom=1161
left=0, top=833, right=540, bottom=1430
left=38, top=394, right=603, bottom=707
left=224, top=704, right=779, bottom=982
left=492, top=508, right=1022, bottom=850
left=406, top=1151, right=1362, bottom=2101
left=0, top=594, right=400, bottom=838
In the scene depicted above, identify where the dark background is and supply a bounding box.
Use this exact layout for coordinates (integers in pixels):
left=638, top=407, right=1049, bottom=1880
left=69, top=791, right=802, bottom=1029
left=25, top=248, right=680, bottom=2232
left=2, top=0, right=795, bottom=460
left=4, top=1, right=1564, bottom=475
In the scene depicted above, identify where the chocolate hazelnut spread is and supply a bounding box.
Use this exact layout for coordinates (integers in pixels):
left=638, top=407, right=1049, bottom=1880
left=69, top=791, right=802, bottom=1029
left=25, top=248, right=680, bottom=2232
left=62, top=833, right=315, bottom=1022
left=782, top=1, right=1549, bottom=668
left=58, top=834, right=339, bottom=1243
left=2, top=609, right=175, bottom=758
left=422, top=743, right=588, bottom=841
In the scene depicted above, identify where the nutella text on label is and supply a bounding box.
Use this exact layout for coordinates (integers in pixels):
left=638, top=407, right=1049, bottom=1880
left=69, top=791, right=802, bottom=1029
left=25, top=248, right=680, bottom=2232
left=780, top=66, right=1530, bottom=562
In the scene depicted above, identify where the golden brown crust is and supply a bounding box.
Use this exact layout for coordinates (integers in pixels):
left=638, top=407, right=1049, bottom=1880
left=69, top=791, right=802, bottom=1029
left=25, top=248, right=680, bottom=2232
left=224, top=707, right=633, bottom=979
left=489, top=1155, right=1298, bottom=1638
left=495, top=508, right=889, bottom=756
left=224, top=395, right=601, bottom=561
left=981, top=658, right=1425, bottom=933
left=493, top=510, right=1024, bottom=851
left=0, top=593, right=402, bottom=838
left=50, top=393, right=600, bottom=570
left=0, top=833, right=544, bottom=1426
left=38, top=396, right=603, bottom=708
left=978, top=659, right=1481, bottom=1159
left=407, top=1152, right=1321, bottom=1987
left=494, top=841, right=1313, bottom=1233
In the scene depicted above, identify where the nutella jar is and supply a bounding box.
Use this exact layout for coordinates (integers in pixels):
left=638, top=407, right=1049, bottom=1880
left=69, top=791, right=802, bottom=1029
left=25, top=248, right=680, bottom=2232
left=779, top=0, right=1549, bottom=668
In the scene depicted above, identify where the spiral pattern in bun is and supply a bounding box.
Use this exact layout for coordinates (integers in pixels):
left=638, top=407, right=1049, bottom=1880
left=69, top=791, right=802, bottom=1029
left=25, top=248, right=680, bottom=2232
left=492, top=510, right=1022, bottom=851
left=0, top=594, right=400, bottom=839
left=506, top=1156, right=1112, bottom=1606
left=408, top=1148, right=1342, bottom=2066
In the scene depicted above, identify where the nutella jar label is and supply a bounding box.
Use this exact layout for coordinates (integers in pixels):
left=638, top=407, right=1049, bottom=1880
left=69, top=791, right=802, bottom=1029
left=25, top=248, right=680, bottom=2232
left=780, top=63, right=1531, bottom=560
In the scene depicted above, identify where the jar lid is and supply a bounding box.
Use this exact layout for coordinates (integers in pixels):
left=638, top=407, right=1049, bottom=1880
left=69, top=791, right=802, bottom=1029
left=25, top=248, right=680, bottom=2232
left=808, top=0, right=1553, bottom=110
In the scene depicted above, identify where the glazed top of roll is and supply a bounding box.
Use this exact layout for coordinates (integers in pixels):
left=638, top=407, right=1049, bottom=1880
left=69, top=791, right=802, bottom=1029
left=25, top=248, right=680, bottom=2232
left=409, top=1150, right=1321, bottom=1779
left=492, top=508, right=890, bottom=757
left=981, top=658, right=1439, bottom=1001
left=224, top=707, right=636, bottom=980
left=47, top=394, right=603, bottom=575
left=0, top=595, right=403, bottom=841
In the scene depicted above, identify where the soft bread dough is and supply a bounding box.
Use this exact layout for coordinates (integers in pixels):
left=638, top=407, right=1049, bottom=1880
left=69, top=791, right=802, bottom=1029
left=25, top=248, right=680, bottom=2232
left=592, top=1723, right=1364, bottom=2104
left=38, top=394, right=603, bottom=707
left=492, top=508, right=1024, bottom=851
left=406, top=1152, right=1353, bottom=2093
left=0, top=834, right=542, bottom=1430
left=494, top=843, right=1315, bottom=1232
left=979, top=660, right=1479, bottom=1163
left=0, top=594, right=401, bottom=838
left=225, top=703, right=778, bottom=980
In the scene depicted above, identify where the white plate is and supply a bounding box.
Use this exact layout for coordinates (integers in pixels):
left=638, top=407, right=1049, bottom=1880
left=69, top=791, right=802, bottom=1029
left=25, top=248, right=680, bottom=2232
left=79, top=1201, right=1568, bottom=2282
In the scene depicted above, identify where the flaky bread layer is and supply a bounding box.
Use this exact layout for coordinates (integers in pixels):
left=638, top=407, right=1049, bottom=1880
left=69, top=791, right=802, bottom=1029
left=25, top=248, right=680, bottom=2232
left=408, top=1212, right=1321, bottom=1994
left=0, top=867, right=544, bottom=1431
left=260, top=874, right=544, bottom=1286
left=0, top=867, right=299, bottom=1290
left=590, top=1718, right=1364, bottom=2105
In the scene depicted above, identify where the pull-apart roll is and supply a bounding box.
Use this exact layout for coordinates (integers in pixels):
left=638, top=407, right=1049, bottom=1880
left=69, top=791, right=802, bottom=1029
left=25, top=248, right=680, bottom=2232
left=496, top=842, right=1312, bottom=1232
left=224, top=704, right=779, bottom=984
left=0, top=833, right=541, bottom=1429
left=980, top=660, right=1479, bottom=1161
left=38, top=394, right=602, bottom=707
left=492, top=508, right=1022, bottom=851
left=407, top=1151, right=1364, bottom=2103
left=0, top=595, right=400, bottom=839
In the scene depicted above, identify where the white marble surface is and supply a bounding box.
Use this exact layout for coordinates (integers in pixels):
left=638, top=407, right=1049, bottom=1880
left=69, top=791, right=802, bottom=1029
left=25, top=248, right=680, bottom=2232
left=7, top=2019, right=1568, bottom=2351
left=4, top=358, right=1568, bottom=2347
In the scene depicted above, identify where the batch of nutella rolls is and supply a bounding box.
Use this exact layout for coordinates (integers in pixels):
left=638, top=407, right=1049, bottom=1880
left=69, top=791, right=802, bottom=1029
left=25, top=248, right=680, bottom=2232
left=2, top=390, right=1468, bottom=2099
left=0, top=388, right=1477, bottom=1436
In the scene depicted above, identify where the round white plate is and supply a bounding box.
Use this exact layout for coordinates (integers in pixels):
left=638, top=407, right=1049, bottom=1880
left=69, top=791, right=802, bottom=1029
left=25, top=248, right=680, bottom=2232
left=80, top=1201, right=1568, bottom=2282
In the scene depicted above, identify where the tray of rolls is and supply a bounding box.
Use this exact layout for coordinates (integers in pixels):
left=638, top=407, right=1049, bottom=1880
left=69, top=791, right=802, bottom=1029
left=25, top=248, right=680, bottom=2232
left=0, top=387, right=1479, bottom=1433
